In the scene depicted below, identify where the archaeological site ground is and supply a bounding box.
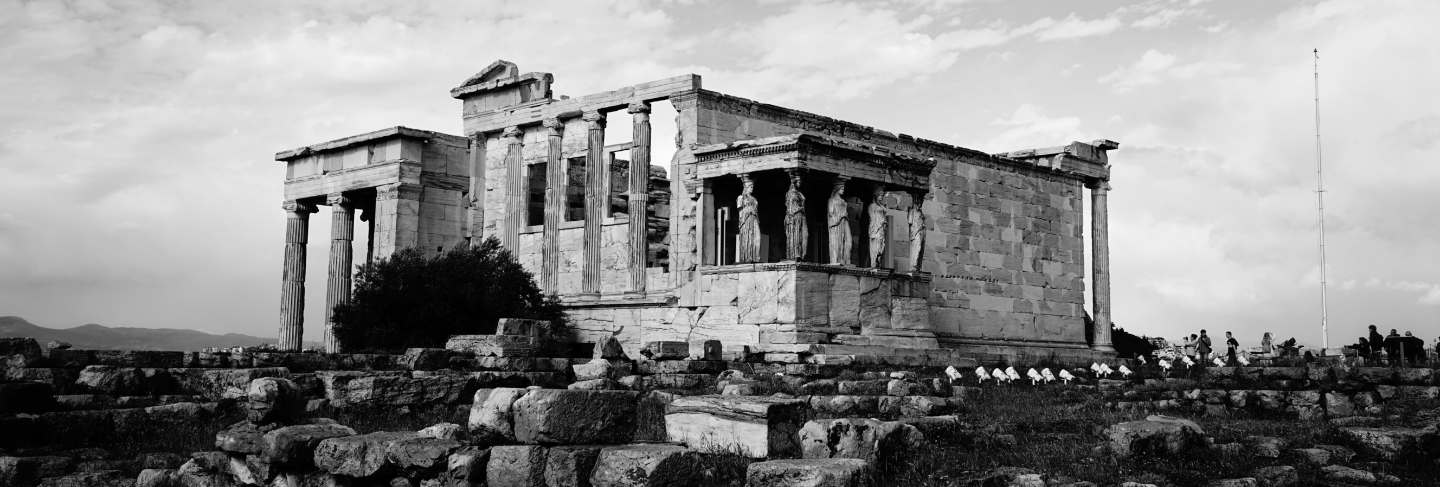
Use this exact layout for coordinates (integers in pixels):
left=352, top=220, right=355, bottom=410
left=2, top=61, right=1438, bottom=487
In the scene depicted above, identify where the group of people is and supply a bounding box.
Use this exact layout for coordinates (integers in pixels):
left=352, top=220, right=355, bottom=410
left=1178, top=329, right=1262, bottom=365
left=1353, top=325, right=1435, bottom=366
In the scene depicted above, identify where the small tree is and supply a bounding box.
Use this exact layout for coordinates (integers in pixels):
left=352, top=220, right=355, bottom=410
left=331, top=237, right=563, bottom=353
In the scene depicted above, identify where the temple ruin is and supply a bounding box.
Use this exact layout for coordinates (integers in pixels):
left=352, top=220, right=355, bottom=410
left=274, top=60, right=1119, bottom=364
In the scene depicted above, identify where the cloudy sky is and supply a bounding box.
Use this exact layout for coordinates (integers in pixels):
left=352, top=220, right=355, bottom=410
left=2, top=0, right=1436, bottom=349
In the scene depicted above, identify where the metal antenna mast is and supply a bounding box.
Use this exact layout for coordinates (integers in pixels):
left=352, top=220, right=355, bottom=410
left=1313, top=48, right=1331, bottom=354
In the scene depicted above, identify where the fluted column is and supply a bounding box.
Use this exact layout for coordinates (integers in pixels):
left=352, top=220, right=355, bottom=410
left=541, top=119, right=565, bottom=294
left=323, top=194, right=355, bottom=353
left=466, top=133, right=487, bottom=247
left=627, top=103, right=651, bottom=295
left=279, top=200, right=316, bottom=351
left=1089, top=181, right=1115, bottom=353
left=581, top=110, right=606, bottom=296
left=501, top=126, right=524, bottom=251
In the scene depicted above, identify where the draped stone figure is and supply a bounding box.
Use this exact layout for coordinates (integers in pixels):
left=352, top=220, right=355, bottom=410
left=827, top=177, right=851, bottom=265
left=867, top=186, right=889, bottom=268
left=908, top=190, right=926, bottom=272
left=736, top=175, right=761, bottom=263
left=784, top=171, right=807, bottom=261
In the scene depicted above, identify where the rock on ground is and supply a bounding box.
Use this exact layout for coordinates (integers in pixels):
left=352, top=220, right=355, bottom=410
left=545, top=446, right=603, bottom=487
left=798, top=418, right=925, bottom=463
left=512, top=389, right=638, bottom=444
left=467, top=388, right=528, bottom=444
left=1104, top=415, right=1207, bottom=458
left=488, top=445, right=547, bottom=487
left=589, top=444, right=703, bottom=487
left=313, top=431, right=419, bottom=478
left=745, top=458, right=874, bottom=487
left=1338, top=427, right=1424, bottom=460
left=1251, top=465, right=1297, bottom=487
left=246, top=377, right=304, bottom=425
left=665, top=395, right=808, bottom=458
left=262, top=423, right=357, bottom=466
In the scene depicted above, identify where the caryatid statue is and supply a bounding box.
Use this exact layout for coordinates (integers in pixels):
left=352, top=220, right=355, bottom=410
left=907, top=190, right=927, bottom=272
left=735, top=174, right=761, bottom=263
left=826, top=177, right=851, bottom=265
left=784, top=170, right=807, bottom=261
left=867, top=185, right=889, bottom=268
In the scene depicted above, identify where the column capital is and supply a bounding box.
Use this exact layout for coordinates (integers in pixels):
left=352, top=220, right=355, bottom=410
left=282, top=201, right=316, bottom=213
left=501, top=126, right=524, bottom=141
left=582, top=110, right=606, bottom=128
left=1087, top=180, right=1112, bottom=192
left=326, top=193, right=355, bottom=208
left=627, top=102, right=651, bottom=115
left=542, top=118, right=565, bottom=135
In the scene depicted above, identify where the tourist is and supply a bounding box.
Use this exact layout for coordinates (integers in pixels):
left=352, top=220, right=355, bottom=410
left=1197, top=330, right=1212, bottom=361
left=1403, top=332, right=1425, bottom=364
left=1355, top=337, right=1371, bottom=365
left=1384, top=329, right=1402, bottom=366
left=1225, top=331, right=1239, bottom=365
left=1260, top=332, right=1274, bottom=355
left=1183, top=334, right=1197, bottom=358
left=1368, top=325, right=1385, bottom=362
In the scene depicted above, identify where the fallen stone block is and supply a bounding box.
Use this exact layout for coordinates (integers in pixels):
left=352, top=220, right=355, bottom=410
left=75, top=365, right=148, bottom=396
left=590, top=444, right=702, bottom=487
left=0, top=338, right=43, bottom=366
left=247, top=377, right=304, bottom=425
left=595, top=336, right=628, bottom=360
left=314, top=431, right=420, bottom=478
left=446, top=335, right=538, bottom=357
left=386, top=436, right=461, bottom=470
left=216, top=420, right=278, bottom=455
left=263, top=423, right=357, bottom=466
left=666, top=395, right=808, bottom=458
left=447, top=446, right=490, bottom=485
left=1103, top=415, right=1206, bottom=458
left=640, top=341, right=689, bottom=360
left=798, top=418, right=924, bottom=463
left=1251, top=465, right=1297, bottom=487
left=1320, top=465, right=1376, bottom=484
left=417, top=422, right=463, bottom=441
left=637, top=360, right=727, bottom=375
left=1337, top=426, right=1424, bottom=460
left=93, top=350, right=186, bottom=368
left=512, top=389, right=639, bottom=444
left=468, top=387, right=529, bottom=444
left=498, top=318, right=551, bottom=338
left=335, top=373, right=473, bottom=408
left=745, top=458, right=874, bottom=487
left=398, top=348, right=458, bottom=371
left=545, top=446, right=603, bottom=487
left=33, top=470, right=132, bottom=487
left=487, top=445, right=546, bottom=487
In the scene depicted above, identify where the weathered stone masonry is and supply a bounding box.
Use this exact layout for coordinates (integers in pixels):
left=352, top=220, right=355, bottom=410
left=273, top=60, right=1119, bottom=364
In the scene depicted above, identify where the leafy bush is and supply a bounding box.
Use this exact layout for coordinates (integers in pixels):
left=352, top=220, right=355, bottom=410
left=331, top=238, right=563, bottom=353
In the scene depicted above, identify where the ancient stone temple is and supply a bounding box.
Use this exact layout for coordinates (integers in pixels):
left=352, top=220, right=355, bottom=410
left=274, top=60, right=1119, bottom=364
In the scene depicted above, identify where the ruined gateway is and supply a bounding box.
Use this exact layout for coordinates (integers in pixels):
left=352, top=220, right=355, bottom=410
left=273, top=60, right=1119, bottom=365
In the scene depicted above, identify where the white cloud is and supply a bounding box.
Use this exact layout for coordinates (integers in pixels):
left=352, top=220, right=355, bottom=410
left=1020, top=13, right=1124, bottom=41
left=1096, top=49, right=1239, bottom=92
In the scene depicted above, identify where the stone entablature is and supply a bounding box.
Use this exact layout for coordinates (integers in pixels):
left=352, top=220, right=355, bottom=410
left=691, top=134, right=936, bottom=190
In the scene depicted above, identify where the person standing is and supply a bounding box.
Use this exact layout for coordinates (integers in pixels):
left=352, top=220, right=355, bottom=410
left=1261, top=332, right=1274, bottom=355
left=1384, top=329, right=1402, bottom=366
left=1368, top=325, right=1385, bottom=362
left=1226, top=331, right=1239, bottom=365
left=1183, top=334, right=1197, bottom=359
left=1403, top=331, right=1425, bottom=364
left=1197, top=330, right=1212, bottom=362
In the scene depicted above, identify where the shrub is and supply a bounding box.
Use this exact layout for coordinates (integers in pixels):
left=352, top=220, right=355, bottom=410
left=331, top=238, right=563, bottom=353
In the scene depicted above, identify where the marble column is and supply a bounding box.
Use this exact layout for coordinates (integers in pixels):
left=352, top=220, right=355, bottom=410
left=826, top=176, right=851, bottom=265
left=1089, top=181, right=1115, bottom=353
left=541, top=119, right=565, bottom=294
left=907, top=190, right=927, bottom=272
left=627, top=102, right=651, bottom=295
left=278, top=200, right=316, bottom=351
left=867, top=185, right=889, bottom=268
left=581, top=110, right=606, bottom=296
left=736, top=174, right=760, bottom=264
left=501, top=126, right=524, bottom=251
left=784, top=169, right=807, bottom=261
left=323, top=194, right=355, bottom=353
left=466, top=133, right=487, bottom=247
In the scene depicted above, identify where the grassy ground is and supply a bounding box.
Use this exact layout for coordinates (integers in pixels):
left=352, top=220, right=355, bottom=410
left=887, top=386, right=1440, bottom=487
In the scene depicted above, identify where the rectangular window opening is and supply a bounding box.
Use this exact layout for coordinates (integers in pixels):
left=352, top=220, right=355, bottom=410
left=564, top=157, right=587, bottom=222
left=526, top=162, right=546, bottom=227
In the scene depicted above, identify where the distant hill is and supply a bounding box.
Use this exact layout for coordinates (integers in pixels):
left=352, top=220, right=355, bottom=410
left=0, top=316, right=311, bottom=351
